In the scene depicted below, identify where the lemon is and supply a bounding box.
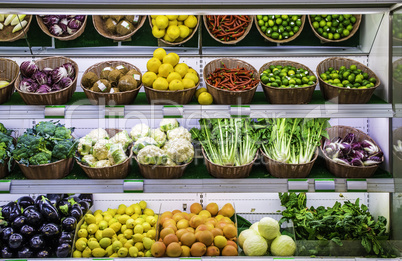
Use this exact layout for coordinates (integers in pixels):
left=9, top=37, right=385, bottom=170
left=146, top=229, right=156, bottom=239
left=102, top=227, right=116, bottom=238
left=125, top=206, right=135, bottom=216
left=142, top=222, right=151, bottom=232
left=167, top=25, right=180, bottom=40
left=163, top=53, right=179, bottom=67
left=118, top=214, right=131, bottom=225
left=134, top=224, right=144, bottom=234
left=133, top=204, right=142, bottom=215
left=163, top=34, right=174, bottom=42
left=73, top=250, right=82, bottom=258
left=75, top=238, right=87, bottom=251
left=169, top=79, right=184, bottom=91
left=169, top=20, right=178, bottom=26
left=198, top=92, right=213, bottom=105
left=153, top=77, right=169, bottom=90
left=135, top=242, right=144, bottom=252
left=177, top=21, right=184, bottom=26
left=143, top=208, right=154, bottom=216
left=139, top=201, right=147, bottom=210
left=167, top=15, right=179, bottom=20
left=78, top=228, right=88, bottom=238
left=178, top=15, right=189, bottom=21
left=145, top=216, right=156, bottom=226
left=85, top=214, right=96, bottom=224
left=155, top=15, right=169, bottom=29
left=158, top=63, right=174, bottom=78
left=129, top=246, right=139, bottom=257
left=153, top=48, right=167, bottom=61
left=151, top=15, right=158, bottom=19
left=146, top=58, right=161, bottom=74
left=174, top=63, right=189, bottom=77
left=167, top=72, right=182, bottom=83
left=184, top=15, right=198, bottom=28
left=124, top=229, right=133, bottom=239
left=87, top=223, right=98, bottom=234
left=133, top=233, right=144, bottom=243
left=178, top=25, right=190, bottom=38
left=126, top=218, right=135, bottom=229
left=182, top=78, right=196, bottom=89
left=112, top=240, right=123, bottom=252
left=151, top=18, right=156, bottom=26
left=98, top=220, right=108, bottom=230
left=152, top=26, right=165, bottom=38
left=188, top=68, right=197, bottom=75
left=184, top=72, right=199, bottom=84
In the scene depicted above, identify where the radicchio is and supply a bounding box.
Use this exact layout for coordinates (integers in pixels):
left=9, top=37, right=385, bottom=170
left=33, top=71, right=48, bottom=85
left=49, top=24, right=64, bottom=36
left=42, top=15, right=59, bottom=26
left=59, top=77, right=73, bottom=89
left=19, top=78, right=39, bottom=92
left=62, top=63, right=75, bottom=78
left=36, top=84, right=51, bottom=93
left=51, top=66, right=68, bottom=83
left=20, top=61, right=38, bottom=78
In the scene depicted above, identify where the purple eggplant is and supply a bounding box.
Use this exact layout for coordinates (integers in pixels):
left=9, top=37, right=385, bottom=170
left=46, top=194, right=63, bottom=207
left=61, top=216, right=77, bottom=232
left=1, top=246, right=14, bottom=258
left=69, top=205, right=83, bottom=221
left=1, top=227, right=13, bottom=241
left=11, top=215, right=26, bottom=231
left=18, top=247, right=33, bottom=258
left=1, top=202, right=21, bottom=222
left=23, top=207, right=42, bottom=227
left=40, top=223, right=60, bottom=237
left=8, top=233, right=23, bottom=249
left=30, top=234, right=45, bottom=249
left=57, top=199, right=71, bottom=217
left=17, top=196, right=34, bottom=209
left=36, top=250, right=50, bottom=258
left=78, top=200, right=90, bottom=213
left=20, top=224, right=35, bottom=236
left=59, top=231, right=74, bottom=244
left=35, top=195, right=46, bottom=205
left=39, top=196, right=60, bottom=223
left=78, top=194, right=93, bottom=207
left=56, top=243, right=71, bottom=258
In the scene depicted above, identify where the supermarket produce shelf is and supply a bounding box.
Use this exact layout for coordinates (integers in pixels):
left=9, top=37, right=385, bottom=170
left=0, top=92, right=393, bottom=119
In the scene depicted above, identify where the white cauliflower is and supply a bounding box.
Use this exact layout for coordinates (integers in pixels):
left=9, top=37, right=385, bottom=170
left=82, top=154, right=97, bottom=166
left=108, top=143, right=128, bottom=165
left=78, top=136, right=93, bottom=156
left=159, top=119, right=179, bottom=132
left=150, top=129, right=166, bottom=147
left=86, top=128, right=109, bottom=144
left=164, top=157, right=177, bottom=166
left=137, top=145, right=167, bottom=165
left=132, top=137, right=158, bottom=154
left=109, top=130, right=133, bottom=150
left=130, top=123, right=150, bottom=141
left=165, top=138, right=194, bottom=164
left=167, top=126, right=192, bottom=142
left=92, top=138, right=111, bottom=160
left=93, top=160, right=111, bottom=168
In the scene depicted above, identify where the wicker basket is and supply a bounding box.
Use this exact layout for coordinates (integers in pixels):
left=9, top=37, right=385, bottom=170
left=148, top=15, right=200, bottom=46
left=0, top=15, right=32, bottom=42
left=317, top=57, right=380, bottom=104
left=17, top=157, right=74, bottom=179
left=260, top=148, right=318, bottom=178
left=75, top=129, right=132, bottom=179
left=14, top=56, right=78, bottom=105
left=320, top=125, right=384, bottom=178
left=308, top=14, right=362, bottom=43
left=0, top=58, right=19, bottom=104
left=259, top=60, right=317, bottom=104
left=202, top=148, right=257, bottom=178
left=36, top=15, right=87, bottom=41
left=93, top=15, right=146, bottom=41
left=254, top=15, right=306, bottom=44
left=81, top=61, right=142, bottom=105
left=203, top=15, right=253, bottom=45
left=203, top=58, right=259, bottom=104
left=134, top=157, right=193, bottom=179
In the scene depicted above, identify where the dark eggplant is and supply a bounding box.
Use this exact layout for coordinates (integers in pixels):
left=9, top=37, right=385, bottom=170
left=1, top=246, right=14, bottom=258
left=57, top=199, right=71, bottom=216
left=20, top=224, right=35, bottom=236
left=11, top=215, right=27, bottom=231
left=78, top=194, right=93, bottom=207
left=30, top=234, right=45, bottom=249
left=18, top=246, right=33, bottom=258
left=17, top=196, right=34, bottom=209
left=67, top=195, right=80, bottom=204
left=46, top=194, right=63, bottom=206
left=39, top=196, right=60, bottom=223
left=34, top=195, right=46, bottom=206
left=59, top=231, right=74, bottom=244
left=23, top=207, right=43, bottom=227
left=69, top=205, right=83, bottom=221
left=2, top=227, right=13, bottom=241
left=78, top=200, right=90, bottom=213
left=56, top=243, right=71, bottom=258
left=36, top=250, right=50, bottom=258
left=8, top=233, right=23, bottom=249
left=40, top=223, right=60, bottom=237
left=1, top=202, right=21, bottom=222
left=61, top=216, right=77, bottom=232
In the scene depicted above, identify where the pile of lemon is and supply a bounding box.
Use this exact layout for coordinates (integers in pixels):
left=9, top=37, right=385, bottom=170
left=151, top=15, right=198, bottom=43
left=143, top=48, right=199, bottom=91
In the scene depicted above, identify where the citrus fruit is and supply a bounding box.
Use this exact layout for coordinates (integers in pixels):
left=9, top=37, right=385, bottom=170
left=178, top=25, right=190, bottom=39
left=155, top=15, right=169, bottom=29
left=188, top=68, right=197, bottom=75
left=153, top=48, right=167, bottom=61
left=152, top=26, right=165, bottom=38
left=163, top=53, right=179, bottom=67
left=166, top=72, right=182, bottom=83
left=146, top=58, right=162, bottom=73
left=184, top=72, right=199, bottom=84
left=178, top=15, right=189, bottom=21
left=182, top=78, right=195, bottom=89
left=169, top=79, right=184, bottom=91
left=167, top=15, right=179, bottom=21
left=158, top=63, right=174, bottom=78
left=184, top=15, right=197, bottom=28
left=195, top=87, right=207, bottom=98
left=167, top=25, right=180, bottom=40
left=153, top=77, right=169, bottom=90
left=169, top=20, right=178, bottom=26
left=163, top=34, right=174, bottom=42
left=198, top=92, right=213, bottom=105
left=174, top=63, right=189, bottom=77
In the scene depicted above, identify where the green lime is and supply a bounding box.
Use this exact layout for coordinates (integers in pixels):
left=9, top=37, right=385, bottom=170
left=350, top=65, right=357, bottom=71
left=268, top=20, right=275, bottom=27
left=258, top=20, right=264, bottom=26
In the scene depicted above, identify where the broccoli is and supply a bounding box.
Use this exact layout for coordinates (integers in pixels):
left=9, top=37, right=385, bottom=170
left=29, top=151, right=52, bottom=165
left=54, top=126, right=72, bottom=140
left=0, top=142, right=8, bottom=161
left=13, top=134, right=51, bottom=163
left=35, top=121, right=57, bottom=136
left=52, top=140, right=77, bottom=160
left=0, top=132, right=13, bottom=147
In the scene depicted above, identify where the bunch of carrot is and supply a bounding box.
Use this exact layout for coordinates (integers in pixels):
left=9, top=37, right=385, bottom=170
left=206, top=15, right=251, bottom=42
left=206, top=63, right=259, bottom=91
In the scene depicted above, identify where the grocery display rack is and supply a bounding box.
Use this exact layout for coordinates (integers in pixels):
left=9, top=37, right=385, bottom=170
left=0, top=0, right=402, bottom=260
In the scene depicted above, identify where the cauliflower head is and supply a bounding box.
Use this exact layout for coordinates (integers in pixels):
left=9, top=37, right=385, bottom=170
left=165, top=138, right=194, bottom=164
left=130, top=123, right=150, bottom=141
left=82, top=154, right=97, bottom=166
left=159, top=119, right=179, bottom=132
left=92, top=138, right=111, bottom=160
left=133, top=137, right=158, bottom=155
left=108, top=143, right=128, bottom=165
left=86, top=128, right=109, bottom=144
left=137, top=145, right=167, bottom=165
left=93, top=160, right=111, bottom=168
left=167, top=126, right=192, bottom=142
left=78, top=136, right=93, bottom=156
left=164, top=157, right=177, bottom=166
left=150, top=129, right=166, bottom=147
left=110, top=130, right=133, bottom=150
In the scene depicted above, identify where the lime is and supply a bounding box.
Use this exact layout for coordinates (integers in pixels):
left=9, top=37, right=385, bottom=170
left=258, top=20, right=264, bottom=26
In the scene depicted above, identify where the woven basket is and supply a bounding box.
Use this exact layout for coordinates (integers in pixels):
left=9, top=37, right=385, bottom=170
left=320, top=125, right=384, bottom=178
left=308, top=14, right=362, bottom=43
left=17, top=157, right=74, bottom=179
left=203, top=58, right=259, bottom=104
left=36, top=15, right=87, bottom=41
left=75, top=129, right=132, bottom=179
left=81, top=61, right=142, bottom=105
left=202, top=148, right=257, bottom=178
left=93, top=15, right=146, bottom=41
left=0, top=58, right=19, bottom=104
left=260, top=148, right=318, bottom=178
left=259, top=60, right=317, bottom=104
left=254, top=15, right=306, bottom=44
left=0, top=15, right=32, bottom=42
left=144, top=68, right=199, bottom=105
left=148, top=15, right=200, bottom=46
left=14, top=56, right=78, bottom=105
left=203, top=15, right=253, bottom=45
left=317, top=57, right=380, bottom=104
left=134, top=157, right=193, bottom=179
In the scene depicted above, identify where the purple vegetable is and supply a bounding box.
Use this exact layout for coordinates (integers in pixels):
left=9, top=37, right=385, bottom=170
left=62, top=63, right=75, bottom=78
left=350, top=158, right=363, bottom=166
left=351, top=142, right=362, bottom=151
left=325, top=143, right=338, bottom=158
left=58, top=18, right=68, bottom=32
left=20, top=61, right=38, bottom=78
left=42, top=67, right=53, bottom=76
left=67, top=19, right=82, bottom=35
left=75, top=15, right=85, bottom=22
left=49, top=24, right=64, bottom=36
left=371, top=151, right=384, bottom=158
left=350, top=150, right=366, bottom=161
left=51, top=67, right=68, bottom=83
left=51, top=84, right=62, bottom=91
left=59, top=77, right=73, bottom=89
left=339, top=142, right=352, bottom=155
left=42, top=15, right=59, bottom=26
left=361, top=140, right=379, bottom=154
left=342, top=133, right=355, bottom=144
left=33, top=71, right=48, bottom=85
left=36, top=85, right=51, bottom=93
left=68, top=15, right=76, bottom=19
left=47, top=76, right=53, bottom=86
left=19, top=78, right=39, bottom=92
left=363, top=156, right=382, bottom=166
left=58, top=15, right=67, bottom=20
left=332, top=158, right=350, bottom=166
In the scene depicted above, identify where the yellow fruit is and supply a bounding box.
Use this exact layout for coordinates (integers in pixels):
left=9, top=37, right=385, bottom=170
left=167, top=25, right=180, bottom=40
left=126, top=218, right=135, bottom=229
left=139, top=201, right=147, bottom=210
left=177, top=21, right=184, bottom=25
left=178, top=25, right=190, bottom=38
left=110, top=222, right=122, bottom=233
left=131, top=214, right=139, bottom=220
left=182, top=78, right=196, bottom=89
left=166, top=72, right=181, bottom=84
left=147, top=58, right=162, bottom=73
left=94, top=210, right=102, bottom=216
left=145, top=215, right=157, bottom=226
left=110, top=253, right=119, bottom=258
left=143, top=237, right=155, bottom=250
left=129, top=246, right=139, bottom=257
left=151, top=18, right=156, bottom=26
left=152, top=26, right=165, bottom=38
left=118, top=247, right=129, bottom=257
left=102, top=227, right=116, bottom=238
left=99, top=238, right=112, bottom=248
left=106, top=245, right=114, bottom=256
left=169, top=20, right=178, bottom=26
left=73, top=250, right=82, bottom=258
left=88, top=241, right=100, bottom=250
left=121, top=224, right=127, bottom=233
left=184, top=15, right=198, bottom=28
left=163, top=34, right=174, bottom=42
left=112, top=240, right=123, bottom=252
left=80, top=223, right=88, bottom=230
left=145, top=250, right=153, bottom=257
left=169, top=79, right=184, bottom=91
left=174, top=63, right=189, bottom=77
left=95, top=214, right=103, bottom=224
left=188, top=68, right=197, bottom=75
left=135, top=242, right=144, bottom=252
left=82, top=247, right=92, bottom=258
left=133, top=204, right=142, bottom=215
left=78, top=229, right=88, bottom=238
left=142, top=222, right=151, bottom=232
left=172, top=52, right=180, bottom=63
left=198, top=92, right=213, bottom=105
left=143, top=208, right=155, bottom=216
left=178, top=15, right=189, bottom=21
left=95, top=229, right=103, bottom=241
left=124, top=229, right=134, bottom=239
left=134, top=218, right=145, bottom=226
left=155, top=15, right=169, bottom=29
left=134, top=224, right=144, bottom=234
left=163, top=53, right=179, bottom=67
left=125, top=206, right=135, bottom=216
left=85, top=214, right=96, bottom=224
left=118, top=214, right=131, bottom=224
left=158, top=63, right=174, bottom=78
left=87, top=224, right=98, bottom=234
left=167, top=15, right=179, bottom=20
left=98, top=220, right=108, bottom=230
left=147, top=229, right=156, bottom=239
left=117, top=204, right=127, bottom=215
left=75, top=238, right=87, bottom=251
left=153, top=48, right=167, bottom=61
left=184, top=72, right=199, bottom=84
left=133, top=233, right=144, bottom=243
left=151, top=15, right=158, bottom=19
left=153, top=77, right=169, bottom=90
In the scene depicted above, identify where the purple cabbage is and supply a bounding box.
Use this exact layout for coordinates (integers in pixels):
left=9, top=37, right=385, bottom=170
left=58, top=18, right=68, bottom=32
left=33, top=71, right=48, bottom=85
left=350, top=158, right=363, bottom=166
left=59, top=77, right=73, bottom=89
left=20, top=61, right=38, bottom=78
left=342, top=133, right=355, bottom=144
left=42, top=67, right=53, bottom=76
left=42, top=15, right=59, bottom=26
left=19, top=78, right=39, bottom=92
left=67, top=19, right=82, bottom=35
left=75, top=15, right=85, bottom=22
left=36, top=84, right=51, bottom=93
left=51, top=66, right=68, bottom=83
left=63, top=63, right=75, bottom=78
left=49, top=24, right=64, bottom=36
left=51, top=83, right=62, bottom=91
left=350, top=150, right=366, bottom=161
left=58, top=15, right=67, bottom=20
